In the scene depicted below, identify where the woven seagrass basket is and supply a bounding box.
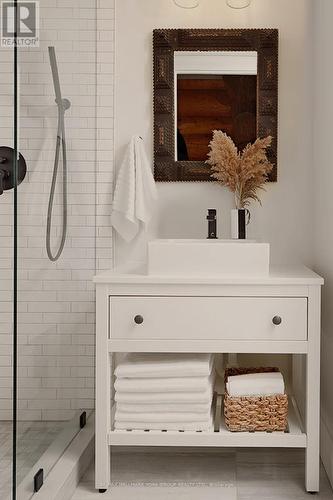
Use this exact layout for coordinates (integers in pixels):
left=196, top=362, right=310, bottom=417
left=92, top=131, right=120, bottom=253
left=224, top=367, right=288, bottom=432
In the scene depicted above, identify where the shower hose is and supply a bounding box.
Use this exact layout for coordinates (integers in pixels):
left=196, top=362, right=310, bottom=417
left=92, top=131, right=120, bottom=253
left=46, top=102, right=68, bottom=262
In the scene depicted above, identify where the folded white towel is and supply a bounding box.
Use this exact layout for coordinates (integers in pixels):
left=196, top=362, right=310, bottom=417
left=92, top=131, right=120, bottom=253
left=114, top=418, right=213, bottom=432
left=116, top=403, right=211, bottom=414
left=115, top=409, right=211, bottom=423
left=111, top=136, right=157, bottom=242
left=114, top=373, right=215, bottom=394
left=115, top=353, right=213, bottom=379
left=227, top=371, right=285, bottom=397
left=114, top=387, right=213, bottom=404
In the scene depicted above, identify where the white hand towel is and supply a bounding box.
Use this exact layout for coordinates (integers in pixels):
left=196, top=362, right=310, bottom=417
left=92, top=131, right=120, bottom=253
left=114, top=418, right=213, bottom=432
left=111, top=136, right=157, bottom=242
left=116, top=403, right=211, bottom=414
left=114, top=387, right=213, bottom=404
left=115, top=353, right=213, bottom=379
left=115, top=410, right=211, bottom=423
left=114, top=373, right=214, bottom=394
left=227, top=371, right=285, bottom=397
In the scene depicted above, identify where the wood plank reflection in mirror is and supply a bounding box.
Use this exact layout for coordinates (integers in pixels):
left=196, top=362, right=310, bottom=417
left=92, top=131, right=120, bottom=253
left=177, top=74, right=257, bottom=161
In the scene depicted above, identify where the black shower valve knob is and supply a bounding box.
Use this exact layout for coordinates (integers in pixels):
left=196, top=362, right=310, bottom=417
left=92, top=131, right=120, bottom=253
left=0, top=147, right=27, bottom=195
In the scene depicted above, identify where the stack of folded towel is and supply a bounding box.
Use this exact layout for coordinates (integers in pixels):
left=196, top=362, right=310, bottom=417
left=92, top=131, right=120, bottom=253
left=226, top=371, right=285, bottom=397
left=114, top=353, right=215, bottom=431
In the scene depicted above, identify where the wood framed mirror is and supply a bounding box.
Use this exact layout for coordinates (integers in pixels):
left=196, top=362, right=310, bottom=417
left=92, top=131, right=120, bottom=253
left=153, top=28, right=278, bottom=182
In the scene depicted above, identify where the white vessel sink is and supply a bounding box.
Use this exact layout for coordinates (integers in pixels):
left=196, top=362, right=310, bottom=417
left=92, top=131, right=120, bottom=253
left=148, top=239, right=270, bottom=276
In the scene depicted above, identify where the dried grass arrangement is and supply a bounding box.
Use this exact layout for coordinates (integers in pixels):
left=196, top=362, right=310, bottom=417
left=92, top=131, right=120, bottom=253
left=206, top=131, right=273, bottom=209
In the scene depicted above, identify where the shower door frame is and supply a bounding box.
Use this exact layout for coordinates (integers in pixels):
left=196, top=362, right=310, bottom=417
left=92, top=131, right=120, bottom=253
left=12, top=1, right=19, bottom=498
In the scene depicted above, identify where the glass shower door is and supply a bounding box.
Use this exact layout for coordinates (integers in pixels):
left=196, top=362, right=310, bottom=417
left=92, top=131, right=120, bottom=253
left=13, top=1, right=97, bottom=499
left=0, top=2, right=19, bottom=498
left=0, top=1, right=97, bottom=497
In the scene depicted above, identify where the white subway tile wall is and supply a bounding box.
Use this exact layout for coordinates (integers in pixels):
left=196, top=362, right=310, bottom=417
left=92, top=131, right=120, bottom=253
left=0, top=0, right=114, bottom=421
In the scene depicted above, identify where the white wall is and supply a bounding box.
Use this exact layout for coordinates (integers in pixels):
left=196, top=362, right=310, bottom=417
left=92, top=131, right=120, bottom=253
left=0, top=0, right=114, bottom=421
left=313, top=0, right=333, bottom=486
left=115, top=0, right=314, bottom=270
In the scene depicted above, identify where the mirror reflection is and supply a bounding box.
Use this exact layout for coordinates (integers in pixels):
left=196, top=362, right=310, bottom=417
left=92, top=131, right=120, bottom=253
left=175, top=51, right=258, bottom=162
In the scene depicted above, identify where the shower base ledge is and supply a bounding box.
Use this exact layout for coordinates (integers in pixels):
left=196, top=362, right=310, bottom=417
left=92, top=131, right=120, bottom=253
left=23, top=413, right=94, bottom=500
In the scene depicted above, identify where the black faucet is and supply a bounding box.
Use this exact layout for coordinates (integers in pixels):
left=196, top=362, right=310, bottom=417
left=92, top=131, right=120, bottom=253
left=207, top=209, right=217, bottom=239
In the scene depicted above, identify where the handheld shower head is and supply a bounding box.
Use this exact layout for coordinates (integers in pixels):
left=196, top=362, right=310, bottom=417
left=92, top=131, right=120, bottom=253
left=46, top=46, right=70, bottom=262
left=48, top=46, right=71, bottom=111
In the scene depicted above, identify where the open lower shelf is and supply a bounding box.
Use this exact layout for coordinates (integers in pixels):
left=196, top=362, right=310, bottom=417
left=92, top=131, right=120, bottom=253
left=108, top=396, right=306, bottom=448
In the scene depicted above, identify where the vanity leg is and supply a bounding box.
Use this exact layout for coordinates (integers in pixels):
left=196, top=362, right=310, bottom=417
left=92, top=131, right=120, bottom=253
left=95, top=284, right=111, bottom=491
left=305, top=287, right=321, bottom=493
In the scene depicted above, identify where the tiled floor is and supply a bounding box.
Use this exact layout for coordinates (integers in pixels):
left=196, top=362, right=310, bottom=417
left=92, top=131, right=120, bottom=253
left=72, top=449, right=333, bottom=500
left=0, top=421, right=63, bottom=499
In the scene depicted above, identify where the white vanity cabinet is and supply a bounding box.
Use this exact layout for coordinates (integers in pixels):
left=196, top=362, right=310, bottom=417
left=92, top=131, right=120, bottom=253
left=94, top=266, right=323, bottom=493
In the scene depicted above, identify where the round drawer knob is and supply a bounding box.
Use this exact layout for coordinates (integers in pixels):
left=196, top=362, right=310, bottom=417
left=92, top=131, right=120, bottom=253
left=134, top=315, right=144, bottom=325
left=272, top=315, right=282, bottom=326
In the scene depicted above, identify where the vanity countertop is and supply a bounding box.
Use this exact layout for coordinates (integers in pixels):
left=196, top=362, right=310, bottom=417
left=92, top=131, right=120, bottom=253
left=94, top=265, right=324, bottom=286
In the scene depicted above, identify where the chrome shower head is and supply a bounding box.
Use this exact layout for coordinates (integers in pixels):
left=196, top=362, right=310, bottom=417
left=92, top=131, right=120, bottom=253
left=48, top=46, right=71, bottom=111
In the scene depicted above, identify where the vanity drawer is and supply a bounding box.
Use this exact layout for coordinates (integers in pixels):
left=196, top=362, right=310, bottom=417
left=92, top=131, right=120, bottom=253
left=109, top=297, right=307, bottom=341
